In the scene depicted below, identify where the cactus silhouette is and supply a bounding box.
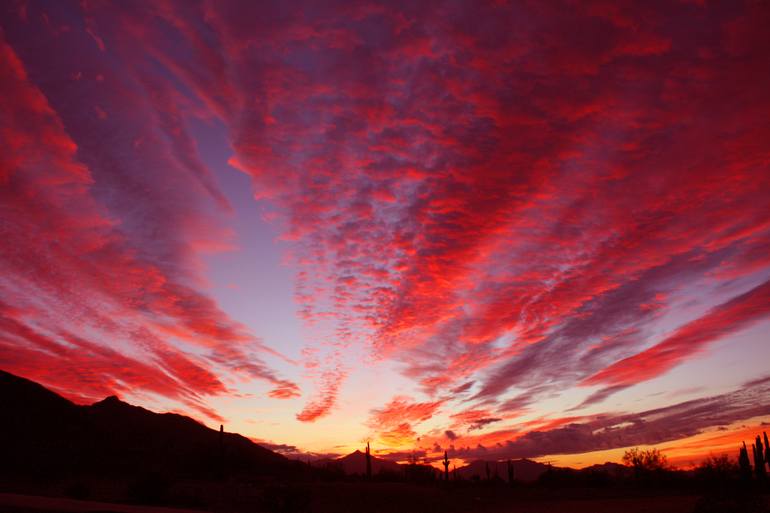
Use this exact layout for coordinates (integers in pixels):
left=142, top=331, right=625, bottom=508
left=485, top=461, right=491, bottom=481
left=365, top=441, right=372, bottom=480
left=739, top=442, right=752, bottom=482
left=218, top=424, right=224, bottom=477
left=443, top=451, right=449, bottom=481
left=765, top=432, right=770, bottom=472
left=507, top=459, right=514, bottom=485
left=754, top=435, right=766, bottom=480
left=752, top=444, right=759, bottom=476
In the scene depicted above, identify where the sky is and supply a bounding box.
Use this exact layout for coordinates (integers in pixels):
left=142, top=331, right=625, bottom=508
left=1, top=0, right=769, bottom=469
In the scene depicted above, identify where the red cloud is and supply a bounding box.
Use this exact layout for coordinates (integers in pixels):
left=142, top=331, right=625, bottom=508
left=0, top=304, right=223, bottom=421
left=196, top=0, right=770, bottom=413
left=0, top=28, right=298, bottom=421
left=368, top=395, right=444, bottom=446
left=296, top=367, right=346, bottom=422
left=440, top=378, right=770, bottom=462
left=378, top=423, right=418, bottom=447
left=449, top=409, right=503, bottom=431
left=370, top=396, right=445, bottom=429
left=584, top=278, right=770, bottom=387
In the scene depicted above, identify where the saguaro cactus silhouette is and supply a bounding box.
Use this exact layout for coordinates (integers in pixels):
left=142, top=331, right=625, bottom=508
left=443, top=451, right=449, bottom=481
left=739, top=442, right=752, bottom=482
left=507, top=459, right=515, bottom=485
left=485, top=461, right=491, bottom=481
left=218, top=424, right=224, bottom=477
left=754, top=435, right=766, bottom=480
left=765, top=432, right=770, bottom=472
left=365, top=441, right=372, bottom=479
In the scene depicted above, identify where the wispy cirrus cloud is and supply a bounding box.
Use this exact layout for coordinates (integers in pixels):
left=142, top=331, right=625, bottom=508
left=367, top=396, right=445, bottom=446
left=584, top=278, right=770, bottom=388
left=389, top=378, right=770, bottom=466
left=0, top=15, right=298, bottom=420
left=175, top=0, right=770, bottom=420
left=435, top=378, right=770, bottom=462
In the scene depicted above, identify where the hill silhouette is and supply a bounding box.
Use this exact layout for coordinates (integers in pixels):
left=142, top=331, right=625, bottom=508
left=313, top=452, right=553, bottom=482
left=330, top=450, right=402, bottom=475
left=0, top=369, right=290, bottom=481
left=455, top=459, right=550, bottom=482
left=0, top=369, right=610, bottom=484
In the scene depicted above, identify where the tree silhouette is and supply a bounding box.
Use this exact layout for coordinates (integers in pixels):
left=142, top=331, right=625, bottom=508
left=696, top=454, right=737, bottom=486
left=622, top=448, right=668, bottom=473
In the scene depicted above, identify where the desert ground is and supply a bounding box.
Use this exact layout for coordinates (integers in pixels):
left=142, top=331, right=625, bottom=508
left=0, top=484, right=746, bottom=513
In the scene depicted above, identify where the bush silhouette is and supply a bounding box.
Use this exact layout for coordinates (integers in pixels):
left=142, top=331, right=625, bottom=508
left=622, top=447, right=668, bottom=472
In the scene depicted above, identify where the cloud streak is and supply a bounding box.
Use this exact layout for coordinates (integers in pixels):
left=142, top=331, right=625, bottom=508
left=0, top=19, right=298, bottom=421
left=584, top=279, right=770, bottom=388
left=446, top=378, right=770, bottom=461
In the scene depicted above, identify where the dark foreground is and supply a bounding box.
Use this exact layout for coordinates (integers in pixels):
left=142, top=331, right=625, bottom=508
left=3, top=484, right=767, bottom=513
left=2, top=371, right=768, bottom=513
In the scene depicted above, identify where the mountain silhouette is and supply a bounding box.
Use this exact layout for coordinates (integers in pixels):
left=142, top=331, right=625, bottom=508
left=332, top=449, right=402, bottom=475
left=0, top=369, right=634, bottom=489
left=455, top=459, right=550, bottom=482
left=580, top=461, right=632, bottom=478
left=0, top=369, right=290, bottom=481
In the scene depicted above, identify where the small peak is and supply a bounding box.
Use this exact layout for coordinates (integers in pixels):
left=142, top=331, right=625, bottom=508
left=93, top=395, right=122, bottom=407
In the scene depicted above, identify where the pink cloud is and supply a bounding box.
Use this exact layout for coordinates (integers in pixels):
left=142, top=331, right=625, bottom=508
left=0, top=27, right=298, bottom=420
left=584, top=278, right=770, bottom=387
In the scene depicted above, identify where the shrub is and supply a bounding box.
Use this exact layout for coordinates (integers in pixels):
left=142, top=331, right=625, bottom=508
left=622, top=448, right=669, bottom=472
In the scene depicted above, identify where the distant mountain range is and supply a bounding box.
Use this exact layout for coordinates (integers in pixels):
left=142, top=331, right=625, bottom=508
left=453, top=458, right=551, bottom=482
left=314, top=449, right=404, bottom=475
left=314, top=451, right=554, bottom=482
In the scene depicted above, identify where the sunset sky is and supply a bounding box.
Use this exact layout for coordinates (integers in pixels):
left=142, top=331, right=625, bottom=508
left=1, top=0, right=769, bottom=468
